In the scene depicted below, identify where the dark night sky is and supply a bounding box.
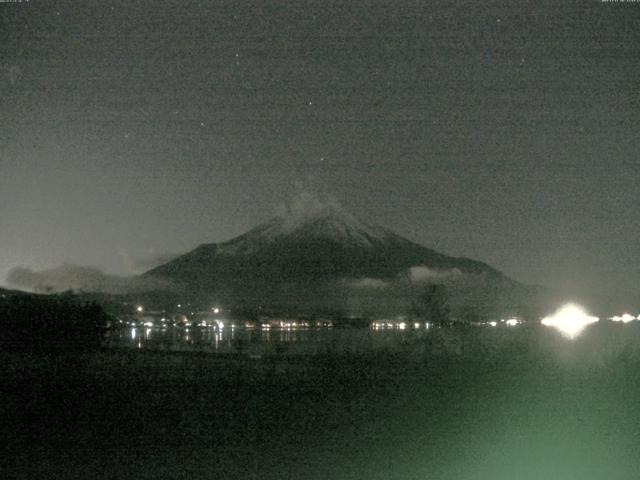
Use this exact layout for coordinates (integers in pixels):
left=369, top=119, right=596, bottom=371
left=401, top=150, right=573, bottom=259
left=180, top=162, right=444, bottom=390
left=1, top=1, right=639, bottom=305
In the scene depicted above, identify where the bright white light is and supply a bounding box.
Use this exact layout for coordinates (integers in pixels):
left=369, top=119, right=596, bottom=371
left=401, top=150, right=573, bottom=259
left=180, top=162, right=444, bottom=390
left=505, top=318, right=519, bottom=327
left=541, top=303, right=599, bottom=338
left=414, top=322, right=420, bottom=329
left=212, top=307, right=220, bottom=314
left=611, top=313, right=635, bottom=323
left=143, top=321, right=153, bottom=327
left=398, top=322, right=406, bottom=330
left=136, top=305, right=144, bottom=313
left=488, top=321, right=497, bottom=327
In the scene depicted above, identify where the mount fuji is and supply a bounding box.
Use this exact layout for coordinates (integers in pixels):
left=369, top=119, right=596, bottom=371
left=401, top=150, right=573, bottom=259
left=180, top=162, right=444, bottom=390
left=144, top=193, right=533, bottom=315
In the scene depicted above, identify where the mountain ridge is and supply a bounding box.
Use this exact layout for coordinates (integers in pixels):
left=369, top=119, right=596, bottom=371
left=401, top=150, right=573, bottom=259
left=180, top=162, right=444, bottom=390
left=145, top=194, right=513, bottom=309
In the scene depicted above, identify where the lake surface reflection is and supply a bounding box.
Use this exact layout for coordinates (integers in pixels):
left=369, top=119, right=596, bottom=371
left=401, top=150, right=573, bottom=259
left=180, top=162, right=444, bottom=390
left=14, top=317, right=640, bottom=480
left=104, top=314, right=640, bottom=359
left=105, top=323, right=435, bottom=355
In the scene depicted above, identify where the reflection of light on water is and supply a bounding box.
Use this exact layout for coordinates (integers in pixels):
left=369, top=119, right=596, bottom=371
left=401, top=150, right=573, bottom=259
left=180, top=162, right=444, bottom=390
left=541, top=303, right=599, bottom=338
left=261, top=329, right=270, bottom=341
left=119, top=318, right=535, bottom=354
left=372, top=321, right=429, bottom=330
left=611, top=313, right=636, bottom=323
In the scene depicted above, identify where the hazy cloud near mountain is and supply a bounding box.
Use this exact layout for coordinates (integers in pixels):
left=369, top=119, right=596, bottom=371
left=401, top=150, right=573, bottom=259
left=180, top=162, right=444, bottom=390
left=408, top=266, right=462, bottom=283
left=274, top=189, right=346, bottom=226
left=117, top=249, right=181, bottom=275
left=1, top=64, right=22, bottom=89
left=349, top=267, right=463, bottom=291
left=6, top=264, right=176, bottom=294
left=348, top=278, right=390, bottom=289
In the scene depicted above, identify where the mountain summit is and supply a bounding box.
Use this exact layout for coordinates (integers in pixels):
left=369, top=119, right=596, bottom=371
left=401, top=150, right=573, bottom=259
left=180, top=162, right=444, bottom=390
left=144, top=193, right=514, bottom=311
left=217, top=193, right=395, bottom=255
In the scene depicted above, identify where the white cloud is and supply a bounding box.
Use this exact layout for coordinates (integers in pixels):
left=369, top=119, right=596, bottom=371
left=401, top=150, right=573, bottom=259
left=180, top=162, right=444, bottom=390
left=6, top=264, right=177, bottom=294
left=2, top=64, right=22, bottom=87
left=408, top=266, right=462, bottom=283
left=349, top=278, right=389, bottom=289
left=7, top=65, right=21, bottom=86
left=274, top=189, right=346, bottom=227
left=117, top=249, right=181, bottom=275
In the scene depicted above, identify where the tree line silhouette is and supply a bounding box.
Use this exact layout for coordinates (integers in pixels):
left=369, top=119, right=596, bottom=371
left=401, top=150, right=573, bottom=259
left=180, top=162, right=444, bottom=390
left=0, top=293, right=110, bottom=354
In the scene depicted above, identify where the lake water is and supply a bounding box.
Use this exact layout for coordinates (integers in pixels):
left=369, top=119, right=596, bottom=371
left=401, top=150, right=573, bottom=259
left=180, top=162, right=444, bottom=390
left=104, top=316, right=640, bottom=360
left=9, top=319, right=640, bottom=480
left=105, top=322, right=439, bottom=356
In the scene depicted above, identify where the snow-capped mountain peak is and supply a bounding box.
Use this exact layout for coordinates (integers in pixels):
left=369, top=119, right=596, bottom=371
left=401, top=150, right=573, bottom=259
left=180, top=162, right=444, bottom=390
left=217, top=192, right=391, bottom=254
left=144, top=190, right=511, bottom=297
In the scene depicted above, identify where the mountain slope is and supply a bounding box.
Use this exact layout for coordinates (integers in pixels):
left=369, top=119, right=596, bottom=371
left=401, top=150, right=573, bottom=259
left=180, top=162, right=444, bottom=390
left=145, top=194, right=513, bottom=311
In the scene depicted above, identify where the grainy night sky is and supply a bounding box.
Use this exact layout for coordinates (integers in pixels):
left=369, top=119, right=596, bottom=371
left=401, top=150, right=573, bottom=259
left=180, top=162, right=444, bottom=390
left=1, top=1, right=639, bottom=305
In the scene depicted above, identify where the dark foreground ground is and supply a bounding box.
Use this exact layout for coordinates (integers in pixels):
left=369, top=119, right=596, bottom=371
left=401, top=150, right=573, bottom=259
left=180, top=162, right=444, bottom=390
left=3, top=324, right=640, bottom=479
